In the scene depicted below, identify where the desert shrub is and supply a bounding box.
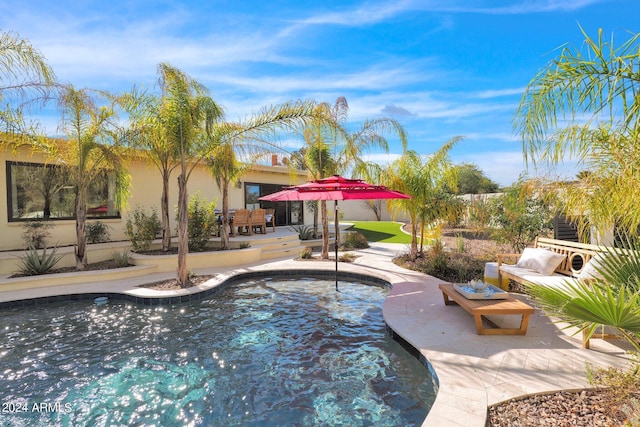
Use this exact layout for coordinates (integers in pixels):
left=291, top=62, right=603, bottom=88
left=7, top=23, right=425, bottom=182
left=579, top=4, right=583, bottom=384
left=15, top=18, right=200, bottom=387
left=181, top=193, right=216, bottom=252
left=17, top=245, right=64, bottom=276
left=338, top=252, right=357, bottom=262
left=87, top=221, right=111, bottom=243
left=291, top=225, right=315, bottom=240
left=455, top=233, right=465, bottom=253
left=300, top=246, right=313, bottom=259
left=587, top=355, right=640, bottom=424
left=341, top=232, right=369, bottom=250
left=21, top=221, right=54, bottom=249
left=125, top=206, right=161, bottom=252
left=112, top=250, right=131, bottom=268
left=395, top=238, right=485, bottom=283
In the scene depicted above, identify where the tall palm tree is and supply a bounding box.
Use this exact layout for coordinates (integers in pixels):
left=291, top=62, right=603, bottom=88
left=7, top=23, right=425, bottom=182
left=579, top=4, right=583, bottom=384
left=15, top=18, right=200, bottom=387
left=127, top=64, right=326, bottom=285
left=42, top=86, right=129, bottom=269
left=515, top=26, right=640, bottom=237
left=207, top=141, right=248, bottom=250
left=300, top=97, right=407, bottom=258
left=0, top=30, right=55, bottom=104
left=0, top=30, right=56, bottom=139
left=157, top=63, right=224, bottom=287
left=120, top=87, right=180, bottom=252
left=206, top=101, right=329, bottom=250
left=516, top=27, right=640, bottom=353
left=303, top=124, right=338, bottom=259
left=381, top=138, right=460, bottom=259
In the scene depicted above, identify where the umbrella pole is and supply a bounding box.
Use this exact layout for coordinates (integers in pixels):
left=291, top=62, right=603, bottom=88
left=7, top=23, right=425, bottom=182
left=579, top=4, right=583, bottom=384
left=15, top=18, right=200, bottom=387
left=334, top=200, right=339, bottom=291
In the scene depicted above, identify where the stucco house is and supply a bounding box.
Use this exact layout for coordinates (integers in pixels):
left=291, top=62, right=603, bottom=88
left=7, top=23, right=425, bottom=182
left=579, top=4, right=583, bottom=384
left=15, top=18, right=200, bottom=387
left=1, top=144, right=312, bottom=252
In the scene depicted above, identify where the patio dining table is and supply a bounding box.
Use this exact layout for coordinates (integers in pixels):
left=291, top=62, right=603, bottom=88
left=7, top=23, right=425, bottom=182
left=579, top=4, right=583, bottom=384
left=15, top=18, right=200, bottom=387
left=215, top=209, right=236, bottom=236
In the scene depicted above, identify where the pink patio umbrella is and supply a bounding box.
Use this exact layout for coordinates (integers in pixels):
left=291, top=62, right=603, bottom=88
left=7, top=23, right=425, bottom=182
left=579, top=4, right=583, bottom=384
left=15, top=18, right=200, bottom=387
left=259, top=175, right=410, bottom=290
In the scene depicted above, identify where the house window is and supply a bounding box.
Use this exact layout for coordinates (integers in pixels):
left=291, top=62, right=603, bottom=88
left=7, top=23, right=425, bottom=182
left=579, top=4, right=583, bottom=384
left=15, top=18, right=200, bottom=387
left=244, top=182, right=303, bottom=226
left=6, top=161, right=119, bottom=221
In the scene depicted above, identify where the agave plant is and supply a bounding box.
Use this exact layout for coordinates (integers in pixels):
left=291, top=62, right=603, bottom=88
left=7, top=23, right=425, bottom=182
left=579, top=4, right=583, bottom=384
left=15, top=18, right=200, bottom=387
left=17, top=245, right=65, bottom=276
left=526, top=239, right=640, bottom=351
left=290, top=225, right=316, bottom=241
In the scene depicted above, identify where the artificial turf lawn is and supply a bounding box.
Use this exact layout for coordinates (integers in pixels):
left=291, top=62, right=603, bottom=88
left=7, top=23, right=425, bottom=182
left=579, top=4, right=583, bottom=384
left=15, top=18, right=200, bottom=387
left=347, top=221, right=413, bottom=244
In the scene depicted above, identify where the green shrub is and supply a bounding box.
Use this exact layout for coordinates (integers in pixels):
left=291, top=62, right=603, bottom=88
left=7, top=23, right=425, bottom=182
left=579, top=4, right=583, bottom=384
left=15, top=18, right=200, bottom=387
left=180, top=193, right=217, bottom=252
left=300, top=246, right=313, bottom=259
left=125, top=206, right=161, bottom=252
left=291, top=225, right=315, bottom=240
left=487, top=181, right=553, bottom=252
left=87, top=221, right=111, bottom=243
left=427, top=239, right=448, bottom=273
left=112, top=250, right=131, bottom=268
left=17, top=245, right=64, bottom=276
left=21, top=221, right=54, bottom=249
left=340, top=232, right=369, bottom=250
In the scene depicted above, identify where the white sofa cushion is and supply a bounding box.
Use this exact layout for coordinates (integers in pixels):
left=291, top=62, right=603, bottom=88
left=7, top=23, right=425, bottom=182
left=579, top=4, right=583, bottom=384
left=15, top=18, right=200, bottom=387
left=516, top=247, right=566, bottom=276
left=577, top=253, right=605, bottom=280
left=500, top=265, right=577, bottom=290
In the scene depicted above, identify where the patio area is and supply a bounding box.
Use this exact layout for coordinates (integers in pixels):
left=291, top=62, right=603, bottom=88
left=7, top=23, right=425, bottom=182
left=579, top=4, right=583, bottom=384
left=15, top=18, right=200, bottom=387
left=0, top=238, right=633, bottom=426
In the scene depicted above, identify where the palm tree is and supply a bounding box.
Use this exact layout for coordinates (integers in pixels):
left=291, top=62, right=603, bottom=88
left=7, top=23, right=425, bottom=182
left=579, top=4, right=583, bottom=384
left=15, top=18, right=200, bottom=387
left=0, top=30, right=56, bottom=139
left=120, top=87, right=180, bottom=252
left=206, top=101, right=329, bottom=250
left=127, top=64, right=326, bottom=285
left=155, top=63, right=224, bottom=287
left=515, top=26, right=640, bottom=237
left=207, top=141, right=248, bottom=249
left=42, top=86, right=129, bottom=269
left=381, top=138, right=460, bottom=259
left=515, top=27, right=640, bottom=354
left=303, top=124, right=338, bottom=258
left=300, top=97, right=407, bottom=259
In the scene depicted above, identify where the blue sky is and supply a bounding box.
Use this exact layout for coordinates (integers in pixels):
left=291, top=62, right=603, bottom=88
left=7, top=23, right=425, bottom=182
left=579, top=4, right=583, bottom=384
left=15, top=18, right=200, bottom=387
left=1, top=0, right=638, bottom=186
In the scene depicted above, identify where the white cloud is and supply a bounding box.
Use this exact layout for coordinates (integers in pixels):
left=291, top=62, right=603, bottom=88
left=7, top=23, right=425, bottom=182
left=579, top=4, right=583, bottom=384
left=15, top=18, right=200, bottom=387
left=296, top=0, right=414, bottom=26
left=473, top=87, right=525, bottom=99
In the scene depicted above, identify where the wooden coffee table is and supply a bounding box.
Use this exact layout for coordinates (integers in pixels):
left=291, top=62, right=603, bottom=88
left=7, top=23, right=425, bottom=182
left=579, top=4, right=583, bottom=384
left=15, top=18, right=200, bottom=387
left=439, top=283, right=535, bottom=335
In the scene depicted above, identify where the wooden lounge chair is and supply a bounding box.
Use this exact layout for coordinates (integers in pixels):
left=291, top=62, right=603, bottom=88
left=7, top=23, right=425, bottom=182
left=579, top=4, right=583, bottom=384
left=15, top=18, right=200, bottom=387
left=265, top=208, right=276, bottom=232
left=233, top=209, right=252, bottom=235
left=251, top=208, right=267, bottom=234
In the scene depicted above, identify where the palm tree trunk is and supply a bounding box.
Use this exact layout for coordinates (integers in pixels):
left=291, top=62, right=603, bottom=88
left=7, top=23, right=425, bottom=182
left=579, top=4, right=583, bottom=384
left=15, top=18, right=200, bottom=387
left=177, top=173, right=189, bottom=287
left=410, top=216, right=419, bottom=260
left=220, top=181, right=230, bottom=250
left=313, top=202, right=319, bottom=238
left=75, top=190, right=88, bottom=270
left=321, top=201, right=329, bottom=259
left=161, top=171, right=172, bottom=252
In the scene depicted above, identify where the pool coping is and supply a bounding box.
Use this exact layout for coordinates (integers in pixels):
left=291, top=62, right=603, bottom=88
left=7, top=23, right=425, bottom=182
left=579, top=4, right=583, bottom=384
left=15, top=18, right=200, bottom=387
left=0, top=244, right=633, bottom=427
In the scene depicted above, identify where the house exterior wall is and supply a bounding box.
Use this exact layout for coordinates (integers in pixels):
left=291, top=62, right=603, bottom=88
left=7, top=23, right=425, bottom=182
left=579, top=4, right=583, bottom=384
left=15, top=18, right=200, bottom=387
left=0, top=147, right=309, bottom=251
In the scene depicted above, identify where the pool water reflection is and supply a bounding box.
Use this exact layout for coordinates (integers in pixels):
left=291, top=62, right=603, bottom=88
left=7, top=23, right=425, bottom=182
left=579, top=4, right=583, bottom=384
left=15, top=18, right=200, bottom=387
left=0, top=278, right=437, bottom=426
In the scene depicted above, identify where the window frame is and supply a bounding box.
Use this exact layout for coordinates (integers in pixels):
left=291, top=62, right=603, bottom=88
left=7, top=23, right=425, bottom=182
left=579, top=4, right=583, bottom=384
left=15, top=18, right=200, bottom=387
left=6, top=160, right=121, bottom=222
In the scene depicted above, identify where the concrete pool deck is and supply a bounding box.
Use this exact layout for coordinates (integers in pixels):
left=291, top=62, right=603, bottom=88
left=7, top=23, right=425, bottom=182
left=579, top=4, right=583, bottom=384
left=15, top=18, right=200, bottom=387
left=0, top=242, right=633, bottom=426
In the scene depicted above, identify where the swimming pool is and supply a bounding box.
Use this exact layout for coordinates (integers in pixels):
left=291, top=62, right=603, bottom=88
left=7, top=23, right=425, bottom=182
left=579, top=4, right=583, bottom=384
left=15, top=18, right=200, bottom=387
left=0, top=277, right=437, bottom=426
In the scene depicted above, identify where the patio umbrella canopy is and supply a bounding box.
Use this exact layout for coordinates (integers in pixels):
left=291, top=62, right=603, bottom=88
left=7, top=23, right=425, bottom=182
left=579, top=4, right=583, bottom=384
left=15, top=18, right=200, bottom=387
left=259, top=175, right=410, bottom=290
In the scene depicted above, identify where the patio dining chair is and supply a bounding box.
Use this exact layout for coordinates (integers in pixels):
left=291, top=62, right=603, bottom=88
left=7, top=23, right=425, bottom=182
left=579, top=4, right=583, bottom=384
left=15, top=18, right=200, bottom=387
left=265, top=208, right=276, bottom=232
left=251, top=208, right=267, bottom=234
left=233, top=209, right=252, bottom=235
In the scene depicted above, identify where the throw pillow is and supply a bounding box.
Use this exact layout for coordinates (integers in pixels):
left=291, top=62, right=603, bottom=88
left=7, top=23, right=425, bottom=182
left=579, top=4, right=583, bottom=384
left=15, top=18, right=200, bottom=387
left=516, top=247, right=566, bottom=275
left=577, top=253, right=605, bottom=280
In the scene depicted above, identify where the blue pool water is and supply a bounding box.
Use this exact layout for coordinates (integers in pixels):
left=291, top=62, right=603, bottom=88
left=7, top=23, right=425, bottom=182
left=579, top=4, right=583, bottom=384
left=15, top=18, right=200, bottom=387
left=0, top=278, right=437, bottom=426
